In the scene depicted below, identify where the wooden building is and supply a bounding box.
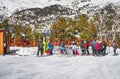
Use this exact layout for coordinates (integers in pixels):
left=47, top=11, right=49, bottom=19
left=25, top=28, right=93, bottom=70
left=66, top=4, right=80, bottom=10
left=0, top=28, right=10, bottom=55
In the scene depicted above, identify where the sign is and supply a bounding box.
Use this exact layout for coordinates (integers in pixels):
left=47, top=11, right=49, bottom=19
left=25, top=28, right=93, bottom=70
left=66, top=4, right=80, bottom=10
left=35, top=29, right=51, bottom=33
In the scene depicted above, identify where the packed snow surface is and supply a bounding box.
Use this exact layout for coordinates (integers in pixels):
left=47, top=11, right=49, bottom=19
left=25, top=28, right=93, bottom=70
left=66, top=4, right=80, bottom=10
left=0, top=46, right=120, bottom=79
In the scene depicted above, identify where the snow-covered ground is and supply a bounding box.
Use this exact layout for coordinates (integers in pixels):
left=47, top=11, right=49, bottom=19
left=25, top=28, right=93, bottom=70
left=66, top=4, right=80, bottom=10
left=9, top=46, right=120, bottom=56
left=0, top=46, right=120, bottom=79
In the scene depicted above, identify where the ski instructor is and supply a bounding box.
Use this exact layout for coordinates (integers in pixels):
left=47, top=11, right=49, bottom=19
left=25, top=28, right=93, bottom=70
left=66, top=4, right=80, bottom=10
left=37, top=38, right=44, bottom=57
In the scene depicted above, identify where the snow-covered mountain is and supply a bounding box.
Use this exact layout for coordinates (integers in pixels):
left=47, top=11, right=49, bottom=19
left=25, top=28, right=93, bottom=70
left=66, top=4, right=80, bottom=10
left=0, top=0, right=120, bottom=28
left=0, top=0, right=120, bottom=16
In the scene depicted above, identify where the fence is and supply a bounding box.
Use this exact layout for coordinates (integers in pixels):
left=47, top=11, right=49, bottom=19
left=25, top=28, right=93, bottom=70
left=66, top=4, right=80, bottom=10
left=9, top=38, right=120, bottom=48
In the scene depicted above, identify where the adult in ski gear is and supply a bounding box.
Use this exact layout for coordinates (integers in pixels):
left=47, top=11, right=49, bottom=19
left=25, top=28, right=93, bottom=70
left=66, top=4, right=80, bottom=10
left=37, top=39, right=44, bottom=57
left=43, top=40, right=47, bottom=53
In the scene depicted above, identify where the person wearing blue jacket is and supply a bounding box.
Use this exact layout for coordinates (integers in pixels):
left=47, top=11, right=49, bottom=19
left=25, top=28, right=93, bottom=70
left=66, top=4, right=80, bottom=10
left=47, top=41, right=54, bottom=55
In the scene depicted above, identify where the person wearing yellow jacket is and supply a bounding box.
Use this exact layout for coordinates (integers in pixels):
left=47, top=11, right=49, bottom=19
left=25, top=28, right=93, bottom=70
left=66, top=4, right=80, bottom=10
left=43, top=40, right=47, bottom=53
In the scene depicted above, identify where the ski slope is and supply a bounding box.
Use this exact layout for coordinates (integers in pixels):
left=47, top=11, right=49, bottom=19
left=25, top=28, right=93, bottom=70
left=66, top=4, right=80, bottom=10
left=0, top=46, right=120, bottom=79
left=0, top=54, right=120, bottom=79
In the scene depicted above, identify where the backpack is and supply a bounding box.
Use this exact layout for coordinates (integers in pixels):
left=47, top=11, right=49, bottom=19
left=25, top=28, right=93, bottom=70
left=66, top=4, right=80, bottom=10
left=95, top=43, right=100, bottom=50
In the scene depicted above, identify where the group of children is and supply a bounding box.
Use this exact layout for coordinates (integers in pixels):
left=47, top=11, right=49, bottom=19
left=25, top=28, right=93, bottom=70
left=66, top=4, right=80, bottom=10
left=37, top=39, right=119, bottom=57
left=60, top=41, right=79, bottom=55
left=60, top=41, right=90, bottom=56
left=60, top=40, right=118, bottom=56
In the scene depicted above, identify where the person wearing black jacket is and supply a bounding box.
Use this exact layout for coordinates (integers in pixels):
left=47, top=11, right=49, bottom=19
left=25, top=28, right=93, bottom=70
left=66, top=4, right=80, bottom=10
left=37, top=39, right=44, bottom=57
left=102, top=41, right=107, bottom=56
left=113, top=41, right=118, bottom=56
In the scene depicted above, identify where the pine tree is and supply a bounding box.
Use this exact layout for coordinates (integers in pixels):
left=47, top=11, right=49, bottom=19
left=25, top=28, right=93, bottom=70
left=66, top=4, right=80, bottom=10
left=87, top=19, right=98, bottom=39
left=50, top=17, right=68, bottom=40
left=24, top=26, right=33, bottom=40
left=66, top=18, right=76, bottom=39
left=14, top=25, right=22, bottom=39
left=0, top=19, right=9, bottom=28
left=76, top=14, right=89, bottom=40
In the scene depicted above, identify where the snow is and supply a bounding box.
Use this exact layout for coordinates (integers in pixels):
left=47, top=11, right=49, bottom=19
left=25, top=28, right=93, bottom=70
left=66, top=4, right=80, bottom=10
left=10, top=47, right=38, bottom=56
left=0, top=47, right=120, bottom=79
left=0, top=0, right=120, bottom=77
left=91, top=0, right=120, bottom=4
left=0, top=0, right=120, bottom=16
left=10, top=46, right=120, bottom=56
left=0, top=46, right=120, bottom=79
